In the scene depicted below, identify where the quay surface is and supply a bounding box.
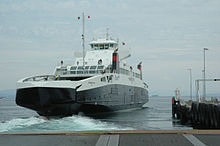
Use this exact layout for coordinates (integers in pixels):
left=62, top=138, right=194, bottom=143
left=1, top=130, right=220, bottom=146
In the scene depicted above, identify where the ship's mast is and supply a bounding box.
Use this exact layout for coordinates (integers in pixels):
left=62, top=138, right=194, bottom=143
left=78, top=12, right=90, bottom=72
left=106, top=28, right=109, bottom=40
left=82, top=12, right=85, bottom=71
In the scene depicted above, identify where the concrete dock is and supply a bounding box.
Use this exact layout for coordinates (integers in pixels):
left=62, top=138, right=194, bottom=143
left=1, top=130, right=220, bottom=146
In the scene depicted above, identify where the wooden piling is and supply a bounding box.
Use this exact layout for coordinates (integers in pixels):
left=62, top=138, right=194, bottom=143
left=172, top=97, right=220, bottom=129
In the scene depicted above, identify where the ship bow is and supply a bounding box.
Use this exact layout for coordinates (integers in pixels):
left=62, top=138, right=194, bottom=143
left=16, top=87, right=80, bottom=116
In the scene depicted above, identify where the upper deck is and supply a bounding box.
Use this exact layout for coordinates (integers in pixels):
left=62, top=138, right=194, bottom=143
left=54, top=37, right=141, bottom=80
left=74, top=38, right=118, bottom=67
left=54, top=63, right=141, bottom=80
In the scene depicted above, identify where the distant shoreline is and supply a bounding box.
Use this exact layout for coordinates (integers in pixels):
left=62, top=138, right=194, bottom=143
left=0, top=96, right=15, bottom=99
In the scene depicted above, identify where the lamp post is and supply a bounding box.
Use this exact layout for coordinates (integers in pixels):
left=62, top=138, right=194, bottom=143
left=203, top=48, right=208, bottom=100
left=188, top=68, right=192, bottom=100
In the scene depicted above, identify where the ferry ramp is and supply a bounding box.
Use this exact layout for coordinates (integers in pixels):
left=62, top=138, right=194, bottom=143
left=1, top=130, right=220, bottom=146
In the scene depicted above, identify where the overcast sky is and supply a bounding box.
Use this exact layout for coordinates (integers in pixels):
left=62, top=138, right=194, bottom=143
left=0, top=0, right=220, bottom=96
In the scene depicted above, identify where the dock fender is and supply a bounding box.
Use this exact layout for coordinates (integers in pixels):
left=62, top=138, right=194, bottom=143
left=204, top=104, right=211, bottom=128
left=209, top=104, right=214, bottom=128
left=191, top=102, right=194, bottom=122
left=198, top=103, right=205, bottom=128
left=180, top=105, right=188, bottom=123
left=198, top=103, right=202, bottom=127
left=201, top=103, right=206, bottom=128
left=191, top=102, right=196, bottom=124
left=194, top=102, right=199, bottom=125
left=179, top=105, right=184, bottom=121
left=213, top=105, right=219, bottom=129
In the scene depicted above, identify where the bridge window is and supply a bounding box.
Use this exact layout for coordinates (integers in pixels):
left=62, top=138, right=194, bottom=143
left=97, top=65, right=104, bottom=70
left=85, top=66, right=90, bottom=69
left=100, top=44, right=104, bottom=50
left=105, top=44, right=109, bottom=49
left=70, top=66, right=77, bottom=70
left=77, top=66, right=84, bottom=70
left=94, top=44, right=98, bottom=50
left=110, top=44, right=113, bottom=48
left=90, top=66, right=97, bottom=69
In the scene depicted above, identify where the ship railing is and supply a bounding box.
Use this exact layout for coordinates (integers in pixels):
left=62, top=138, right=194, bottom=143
left=56, top=69, right=107, bottom=76
left=23, top=75, right=56, bottom=82
left=55, top=65, right=111, bottom=76
left=56, top=68, right=141, bottom=80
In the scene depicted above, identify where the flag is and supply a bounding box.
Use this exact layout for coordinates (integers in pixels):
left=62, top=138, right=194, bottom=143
left=78, top=17, right=80, bottom=20
left=137, top=62, right=142, bottom=70
left=88, top=16, right=90, bottom=19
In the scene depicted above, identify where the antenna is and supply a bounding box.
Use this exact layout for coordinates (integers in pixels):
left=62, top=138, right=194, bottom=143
left=78, top=12, right=90, bottom=73
left=106, top=28, right=109, bottom=40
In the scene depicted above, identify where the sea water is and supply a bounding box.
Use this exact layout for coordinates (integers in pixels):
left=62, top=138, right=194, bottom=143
left=0, top=96, right=192, bottom=132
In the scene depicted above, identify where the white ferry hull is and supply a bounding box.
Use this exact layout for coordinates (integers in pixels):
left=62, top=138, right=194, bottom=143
left=16, top=74, right=149, bottom=116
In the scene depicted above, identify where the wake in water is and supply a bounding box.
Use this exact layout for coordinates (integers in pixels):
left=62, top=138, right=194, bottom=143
left=0, top=115, right=134, bottom=132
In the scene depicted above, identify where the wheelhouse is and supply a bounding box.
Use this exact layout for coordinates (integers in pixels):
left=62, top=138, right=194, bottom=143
left=89, top=39, right=118, bottom=50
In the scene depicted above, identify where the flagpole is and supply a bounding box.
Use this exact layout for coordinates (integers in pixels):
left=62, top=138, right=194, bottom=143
left=82, top=12, right=85, bottom=73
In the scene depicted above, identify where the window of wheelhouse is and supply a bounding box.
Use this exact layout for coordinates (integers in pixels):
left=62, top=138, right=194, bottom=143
left=104, top=44, right=109, bottom=49
left=110, top=44, right=114, bottom=48
left=100, top=44, right=104, bottom=50
left=94, top=44, right=98, bottom=50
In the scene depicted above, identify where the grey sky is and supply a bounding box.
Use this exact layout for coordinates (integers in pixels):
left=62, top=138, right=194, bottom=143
left=0, top=0, right=220, bottom=96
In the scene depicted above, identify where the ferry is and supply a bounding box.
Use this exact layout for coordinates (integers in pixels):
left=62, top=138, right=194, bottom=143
left=16, top=16, right=149, bottom=116
left=16, top=34, right=149, bottom=116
